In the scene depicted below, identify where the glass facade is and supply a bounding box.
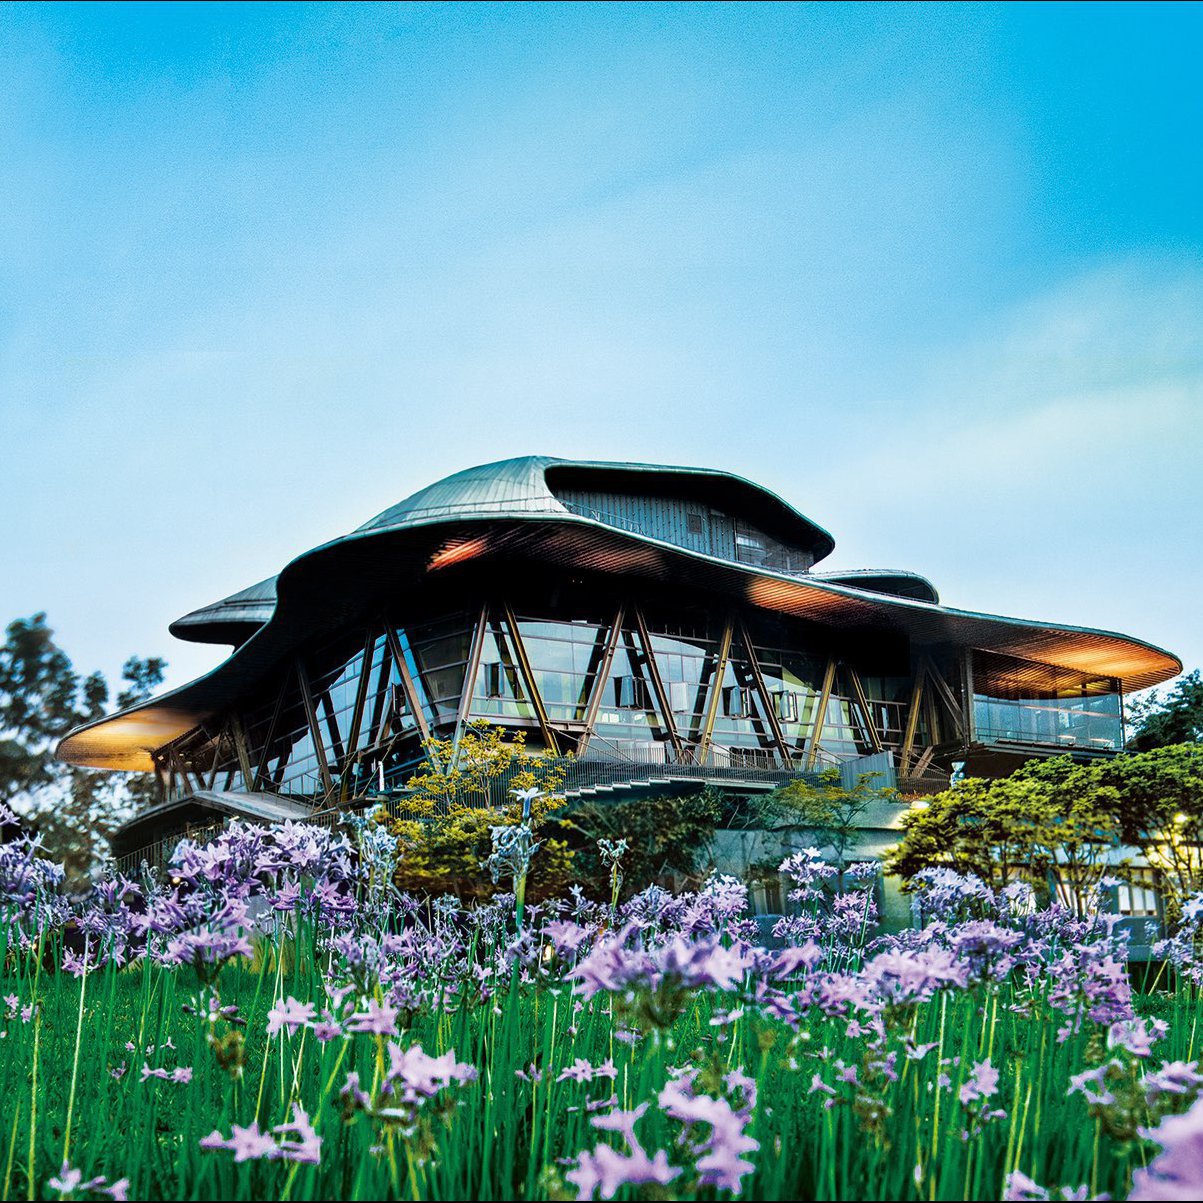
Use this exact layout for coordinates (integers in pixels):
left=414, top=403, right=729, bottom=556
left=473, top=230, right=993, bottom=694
left=152, top=579, right=1127, bottom=805
left=971, top=651, right=1122, bottom=752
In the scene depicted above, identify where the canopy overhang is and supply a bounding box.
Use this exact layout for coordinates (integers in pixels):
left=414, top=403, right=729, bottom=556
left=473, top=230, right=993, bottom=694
left=58, top=510, right=1182, bottom=772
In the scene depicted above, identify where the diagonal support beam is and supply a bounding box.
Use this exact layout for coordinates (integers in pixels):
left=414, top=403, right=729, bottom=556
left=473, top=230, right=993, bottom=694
left=921, top=654, right=965, bottom=738
left=501, top=603, right=559, bottom=755
left=899, top=664, right=926, bottom=776
left=577, top=605, right=625, bottom=758
left=805, top=657, right=839, bottom=770
left=845, top=664, right=885, bottom=754
left=697, top=616, right=735, bottom=766
left=296, top=657, right=334, bottom=794
left=453, top=604, right=491, bottom=758
left=229, top=714, right=256, bottom=793
left=632, top=607, right=685, bottom=762
left=738, top=620, right=792, bottom=766
left=253, top=672, right=291, bottom=791
left=342, top=630, right=377, bottom=778
left=205, top=731, right=223, bottom=790
left=385, top=625, right=432, bottom=745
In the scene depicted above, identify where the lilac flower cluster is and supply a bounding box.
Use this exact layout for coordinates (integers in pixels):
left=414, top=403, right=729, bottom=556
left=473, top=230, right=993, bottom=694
left=201, top=1102, right=321, bottom=1165
left=1130, top=1092, right=1203, bottom=1200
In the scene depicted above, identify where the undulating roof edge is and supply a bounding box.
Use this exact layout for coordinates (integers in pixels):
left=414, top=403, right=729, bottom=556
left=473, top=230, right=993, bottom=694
left=57, top=506, right=1182, bottom=773
left=169, top=456, right=836, bottom=643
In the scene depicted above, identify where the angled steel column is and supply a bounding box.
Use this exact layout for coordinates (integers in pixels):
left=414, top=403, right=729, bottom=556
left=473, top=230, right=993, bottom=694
left=577, top=605, right=625, bottom=758
left=342, top=630, right=377, bottom=775
left=384, top=625, right=433, bottom=744
left=296, top=658, right=334, bottom=794
left=922, top=654, right=965, bottom=738
left=152, top=753, right=168, bottom=803
left=252, top=673, right=290, bottom=790
left=738, top=619, right=791, bottom=765
left=365, top=634, right=394, bottom=747
left=500, top=603, right=559, bottom=755
left=899, top=665, right=927, bottom=776
left=845, top=664, right=885, bottom=754
left=320, top=690, right=347, bottom=771
left=804, top=656, right=839, bottom=770
left=453, top=604, right=491, bottom=757
left=633, top=606, right=685, bottom=761
left=229, top=714, right=256, bottom=793
left=205, top=730, right=223, bottom=790
left=697, top=616, right=735, bottom=766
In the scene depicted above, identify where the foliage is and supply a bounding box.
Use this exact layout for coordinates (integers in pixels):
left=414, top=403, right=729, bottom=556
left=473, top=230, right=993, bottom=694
left=389, top=723, right=573, bottom=900
left=755, top=767, right=896, bottom=870
left=400, top=723, right=569, bottom=818
left=1128, top=670, right=1203, bottom=751
left=890, top=747, right=1203, bottom=918
left=556, top=788, right=724, bottom=900
left=0, top=613, right=165, bottom=881
left=392, top=807, right=574, bottom=902
left=1101, top=743, right=1203, bottom=915
left=886, top=756, right=1124, bottom=910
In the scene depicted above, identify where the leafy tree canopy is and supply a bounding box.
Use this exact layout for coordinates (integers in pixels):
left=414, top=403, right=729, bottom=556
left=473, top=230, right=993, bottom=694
left=755, top=767, right=897, bottom=870
left=887, top=745, right=1203, bottom=917
left=387, top=723, right=722, bottom=902
left=0, top=613, right=165, bottom=883
left=1127, top=670, right=1203, bottom=751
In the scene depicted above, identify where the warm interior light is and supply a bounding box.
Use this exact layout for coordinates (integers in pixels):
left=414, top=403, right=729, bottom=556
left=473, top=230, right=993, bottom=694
left=428, top=537, right=491, bottom=570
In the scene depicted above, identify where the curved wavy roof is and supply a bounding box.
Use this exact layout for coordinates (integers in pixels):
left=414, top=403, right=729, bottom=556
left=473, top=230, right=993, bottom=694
left=170, top=457, right=836, bottom=644
left=60, top=456, right=1182, bottom=771
left=811, top=568, right=940, bottom=605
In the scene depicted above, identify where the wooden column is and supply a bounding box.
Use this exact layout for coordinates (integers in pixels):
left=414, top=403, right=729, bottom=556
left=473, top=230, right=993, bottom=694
left=804, top=656, right=839, bottom=770
left=577, top=605, right=625, bottom=758
left=697, top=616, right=735, bottom=765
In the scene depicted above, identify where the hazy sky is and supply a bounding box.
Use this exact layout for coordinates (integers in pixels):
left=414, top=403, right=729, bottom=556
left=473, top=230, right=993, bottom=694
left=1, top=2, right=1200, bottom=702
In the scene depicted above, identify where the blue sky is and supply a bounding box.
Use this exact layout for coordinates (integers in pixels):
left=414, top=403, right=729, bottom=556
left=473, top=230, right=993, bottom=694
left=1, top=1, right=1200, bottom=701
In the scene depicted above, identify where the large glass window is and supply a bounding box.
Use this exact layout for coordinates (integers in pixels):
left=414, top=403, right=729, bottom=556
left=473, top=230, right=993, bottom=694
left=971, top=651, right=1122, bottom=751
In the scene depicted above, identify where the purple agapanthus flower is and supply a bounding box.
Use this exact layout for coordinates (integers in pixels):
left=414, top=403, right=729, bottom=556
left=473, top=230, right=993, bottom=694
left=959, top=1058, right=1000, bottom=1106
left=567, top=1102, right=681, bottom=1201
left=266, top=996, right=317, bottom=1037
left=660, top=1071, right=760, bottom=1194
left=1131, top=1093, right=1203, bottom=1200
left=274, top=1103, right=322, bottom=1165
left=346, top=1000, right=400, bottom=1038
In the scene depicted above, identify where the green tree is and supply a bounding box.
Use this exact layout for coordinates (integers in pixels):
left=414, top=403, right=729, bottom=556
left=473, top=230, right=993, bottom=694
left=388, top=723, right=574, bottom=901
left=1102, top=743, right=1203, bottom=915
left=1128, top=670, right=1203, bottom=751
left=400, top=722, right=569, bottom=819
left=0, top=614, right=166, bottom=882
left=886, top=757, right=1123, bottom=912
left=0, top=613, right=107, bottom=801
left=392, top=806, right=574, bottom=902
left=755, top=767, right=896, bottom=875
left=557, top=789, right=723, bottom=900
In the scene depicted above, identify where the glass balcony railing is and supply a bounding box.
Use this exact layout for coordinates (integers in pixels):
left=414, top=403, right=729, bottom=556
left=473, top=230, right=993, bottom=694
left=973, top=693, right=1123, bottom=752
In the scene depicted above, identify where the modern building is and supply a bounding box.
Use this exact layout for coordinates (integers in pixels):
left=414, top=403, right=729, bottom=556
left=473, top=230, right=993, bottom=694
left=58, top=456, right=1180, bottom=870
